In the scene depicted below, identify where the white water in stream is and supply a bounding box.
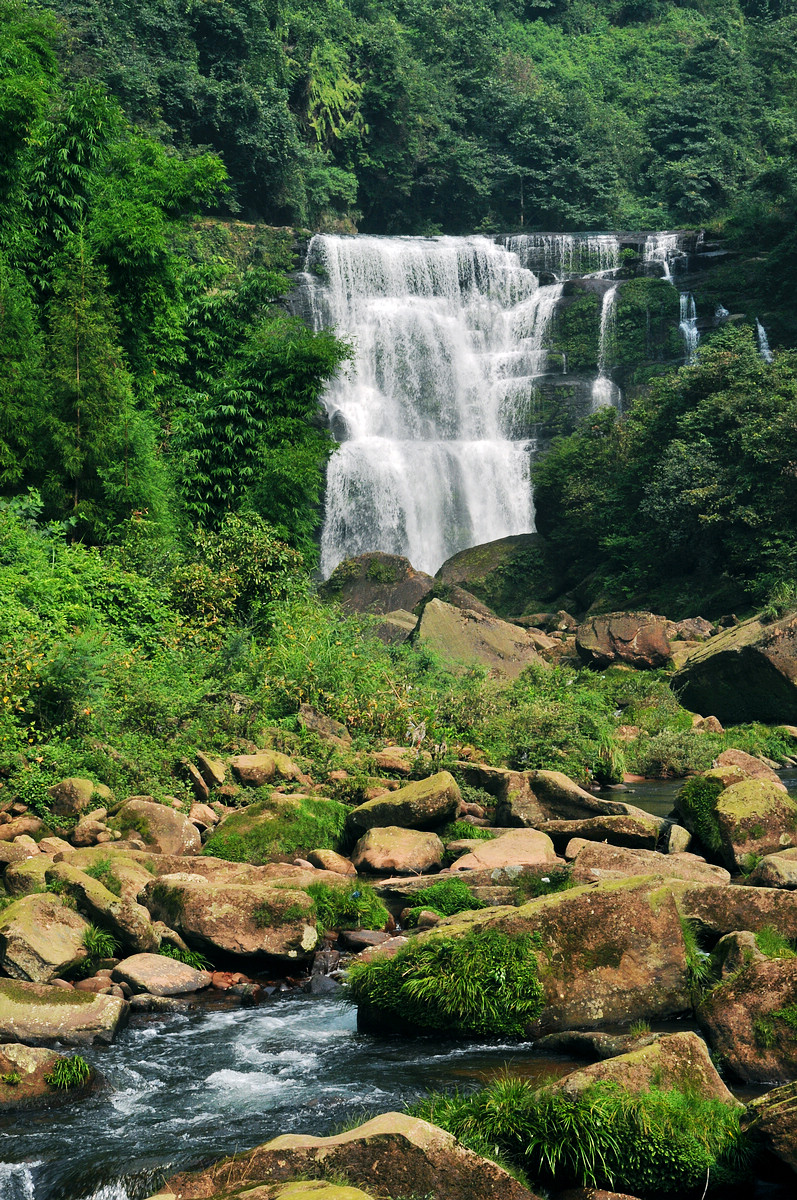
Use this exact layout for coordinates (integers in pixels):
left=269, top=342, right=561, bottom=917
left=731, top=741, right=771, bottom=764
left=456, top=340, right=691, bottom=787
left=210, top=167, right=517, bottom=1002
left=304, top=235, right=558, bottom=577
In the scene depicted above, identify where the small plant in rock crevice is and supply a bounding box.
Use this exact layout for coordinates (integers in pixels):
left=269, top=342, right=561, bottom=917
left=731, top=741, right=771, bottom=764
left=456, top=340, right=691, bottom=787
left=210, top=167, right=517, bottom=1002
left=158, top=944, right=212, bottom=970
left=82, top=924, right=119, bottom=961
left=44, top=1055, right=92, bottom=1090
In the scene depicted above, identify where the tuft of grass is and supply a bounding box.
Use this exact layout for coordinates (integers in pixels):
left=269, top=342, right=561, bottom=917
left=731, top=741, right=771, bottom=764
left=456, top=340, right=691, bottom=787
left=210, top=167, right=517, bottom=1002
left=755, top=925, right=797, bottom=960
left=347, top=927, right=544, bottom=1037
left=439, top=820, right=497, bottom=843
left=82, top=924, right=119, bottom=961
left=158, top=944, right=212, bottom=970
left=44, top=1055, right=91, bottom=1090
left=514, top=865, right=576, bottom=902
left=402, top=877, right=486, bottom=918
left=202, top=795, right=347, bottom=864
left=306, top=881, right=389, bottom=934
left=1, top=1071, right=22, bottom=1086
left=252, top=899, right=308, bottom=928
left=675, top=774, right=725, bottom=856
left=83, top=856, right=122, bottom=897
left=628, top=1019, right=652, bottom=1037
left=680, top=916, right=714, bottom=998
left=409, top=1077, right=753, bottom=1195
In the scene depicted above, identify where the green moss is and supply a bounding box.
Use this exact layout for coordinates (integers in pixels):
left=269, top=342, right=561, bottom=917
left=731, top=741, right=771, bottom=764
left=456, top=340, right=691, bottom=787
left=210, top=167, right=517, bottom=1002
left=365, top=560, right=397, bottom=584
left=203, top=796, right=347, bottom=865
left=581, top=943, right=623, bottom=970
left=252, top=900, right=308, bottom=928
left=150, top=882, right=184, bottom=924
left=83, top=856, right=122, bottom=897
left=676, top=775, right=725, bottom=856
left=0, top=981, right=96, bottom=1007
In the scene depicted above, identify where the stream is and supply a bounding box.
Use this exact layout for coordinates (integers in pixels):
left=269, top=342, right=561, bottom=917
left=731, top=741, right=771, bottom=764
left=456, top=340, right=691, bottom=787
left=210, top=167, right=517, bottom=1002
left=3, top=776, right=796, bottom=1200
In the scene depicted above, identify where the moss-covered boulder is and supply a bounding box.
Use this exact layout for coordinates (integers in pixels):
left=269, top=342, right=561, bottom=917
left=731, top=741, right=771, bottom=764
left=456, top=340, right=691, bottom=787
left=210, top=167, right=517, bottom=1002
left=744, top=1080, right=797, bottom=1174
left=0, top=1043, right=96, bottom=1110
left=350, top=827, right=443, bottom=875
left=0, top=894, right=90, bottom=982
left=161, top=1112, right=541, bottom=1200
left=673, top=611, right=797, bottom=724
left=414, top=598, right=548, bottom=677
left=143, top=874, right=318, bottom=960
left=556, top=1031, right=740, bottom=1106
left=495, top=769, right=639, bottom=826
left=543, top=812, right=668, bottom=852
left=698, top=958, right=797, bottom=1083
left=345, top=771, right=460, bottom=837
left=44, top=862, right=158, bottom=953
left=320, top=553, right=434, bottom=615
left=204, top=795, right=347, bottom=864
left=673, top=881, right=797, bottom=939
left=47, top=777, right=112, bottom=818
left=5, top=854, right=52, bottom=896
left=714, top=779, right=797, bottom=870
left=110, top=798, right=200, bottom=856
left=435, top=532, right=560, bottom=618
left=0, top=979, right=127, bottom=1045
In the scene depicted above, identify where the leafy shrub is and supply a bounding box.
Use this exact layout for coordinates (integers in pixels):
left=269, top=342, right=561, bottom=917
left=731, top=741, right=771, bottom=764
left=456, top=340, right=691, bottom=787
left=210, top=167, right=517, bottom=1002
left=45, top=1055, right=92, bottom=1090
left=203, top=795, right=347, bottom=864
left=411, top=1078, right=752, bottom=1195
left=346, top=928, right=544, bottom=1037
left=675, top=774, right=726, bottom=855
left=628, top=730, right=719, bottom=778
left=306, top=881, right=389, bottom=933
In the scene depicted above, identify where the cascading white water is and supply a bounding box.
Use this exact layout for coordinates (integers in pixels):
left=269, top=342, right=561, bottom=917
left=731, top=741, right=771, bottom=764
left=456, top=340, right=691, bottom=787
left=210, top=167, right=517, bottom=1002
left=505, top=233, right=620, bottom=279
left=643, top=232, right=682, bottom=281
left=304, top=235, right=559, bottom=577
left=756, top=319, right=774, bottom=363
left=591, top=283, right=621, bottom=409
left=679, top=293, right=699, bottom=364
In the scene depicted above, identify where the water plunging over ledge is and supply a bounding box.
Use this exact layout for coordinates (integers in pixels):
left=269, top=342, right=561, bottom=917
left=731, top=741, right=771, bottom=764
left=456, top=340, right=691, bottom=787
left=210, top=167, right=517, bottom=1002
left=295, top=231, right=702, bottom=578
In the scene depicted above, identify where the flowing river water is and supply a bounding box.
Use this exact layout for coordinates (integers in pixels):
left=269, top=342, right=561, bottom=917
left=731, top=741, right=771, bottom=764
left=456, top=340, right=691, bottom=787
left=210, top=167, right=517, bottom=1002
left=4, top=777, right=797, bottom=1200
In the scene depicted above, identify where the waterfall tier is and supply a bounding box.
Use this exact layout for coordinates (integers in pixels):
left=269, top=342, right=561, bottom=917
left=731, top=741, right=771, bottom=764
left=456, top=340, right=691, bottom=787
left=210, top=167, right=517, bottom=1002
left=297, top=231, right=712, bottom=578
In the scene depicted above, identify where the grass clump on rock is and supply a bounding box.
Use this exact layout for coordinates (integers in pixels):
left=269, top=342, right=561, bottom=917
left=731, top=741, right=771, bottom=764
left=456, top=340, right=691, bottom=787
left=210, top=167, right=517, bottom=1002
left=402, top=877, right=486, bottom=921
left=347, top=928, right=544, bottom=1037
left=411, top=1076, right=752, bottom=1196
left=676, top=774, right=726, bottom=855
left=306, top=881, right=389, bottom=933
left=44, top=1055, right=92, bottom=1091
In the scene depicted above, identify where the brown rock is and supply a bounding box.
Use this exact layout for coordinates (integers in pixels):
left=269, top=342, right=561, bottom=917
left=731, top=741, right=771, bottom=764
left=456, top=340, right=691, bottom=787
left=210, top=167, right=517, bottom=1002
left=162, top=1111, right=541, bottom=1200
left=189, top=802, right=218, bottom=830
left=350, top=827, right=443, bottom=875
left=373, top=609, right=419, bottom=646
left=714, top=778, right=797, bottom=870
left=184, top=763, right=210, bottom=803
left=0, top=842, right=37, bottom=867
left=4, top=855, right=51, bottom=896
left=692, top=715, right=725, bottom=733
left=70, top=817, right=108, bottom=847
left=698, top=958, right=797, bottom=1083
left=568, top=841, right=730, bottom=885
left=0, top=894, right=89, bottom=981
left=112, top=952, right=211, bottom=996
left=111, top=798, right=201, bottom=856
left=576, top=612, right=671, bottom=670
left=229, top=752, right=278, bottom=787
left=320, top=553, right=434, bottom=615
left=675, top=881, right=797, bottom=939
left=44, top=861, right=158, bottom=953
left=450, top=828, right=558, bottom=871
left=196, top=752, right=227, bottom=788
left=307, top=849, right=356, bottom=876
left=47, top=777, right=111, bottom=818
left=716, top=748, right=785, bottom=786
left=744, top=1080, right=797, bottom=1173
left=748, top=848, right=797, bottom=888
left=0, top=1042, right=96, bottom=1110
left=496, top=769, right=641, bottom=826
left=541, top=813, right=666, bottom=852
left=713, top=930, right=765, bottom=979
left=0, top=816, right=43, bottom=842
left=298, top=704, right=352, bottom=747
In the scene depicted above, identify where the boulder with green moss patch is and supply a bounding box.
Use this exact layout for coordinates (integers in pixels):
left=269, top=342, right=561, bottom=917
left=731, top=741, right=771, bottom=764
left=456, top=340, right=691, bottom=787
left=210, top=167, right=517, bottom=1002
left=5, top=855, right=52, bottom=896
left=698, top=958, right=797, bottom=1083
left=204, top=795, right=347, bottom=864
left=0, top=979, right=127, bottom=1045
left=44, top=862, right=158, bottom=953
left=714, top=779, right=797, bottom=870
left=0, top=894, right=90, bottom=982
left=673, top=880, right=797, bottom=939
left=555, top=1031, right=740, bottom=1106
left=143, top=874, right=318, bottom=959
left=435, top=532, right=559, bottom=618
left=0, top=1043, right=96, bottom=1110
left=320, top=552, right=434, bottom=615
left=160, top=1111, right=541, bottom=1200
left=568, top=841, right=730, bottom=885
left=345, top=771, right=460, bottom=837
left=414, top=598, right=549, bottom=677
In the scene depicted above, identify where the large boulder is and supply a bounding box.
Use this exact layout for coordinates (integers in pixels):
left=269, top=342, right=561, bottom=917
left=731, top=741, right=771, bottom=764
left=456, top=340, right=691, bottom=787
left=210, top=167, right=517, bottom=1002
left=162, top=1111, right=541, bottom=1200
left=0, top=894, right=89, bottom=982
left=715, top=748, right=785, bottom=786
left=743, top=1080, right=797, bottom=1174
left=203, top=795, right=346, bottom=865
left=320, top=553, right=434, bottom=615
left=568, top=842, right=730, bottom=886
left=4, top=855, right=51, bottom=896
left=449, top=828, right=558, bottom=872
left=492, top=769, right=647, bottom=827
left=110, top=798, right=200, bottom=856
left=111, top=952, right=211, bottom=996
left=555, top=1031, right=739, bottom=1106
left=62, top=846, right=159, bottom=900
left=44, top=862, right=158, bottom=953
left=414, top=598, right=548, bottom=678
left=542, top=813, right=668, bottom=852
left=748, top=848, right=797, bottom=889
left=0, top=1043, right=96, bottom=1110
left=576, top=612, right=672, bottom=670
left=672, top=611, right=797, bottom=725
left=143, top=874, right=318, bottom=960
left=435, top=532, right=558, bottom=618
left=714, top=779, right=797, bottom=870
left=674, top=881, right=797, bottom=939
left=47, top=777, right=111, bottom=818
left=229, top=750, right=304, bottom=787
left=350, top=827, right=443, bottom=875
left=345, top=771, right=460, bottom=837
left=698, top=958, right=797, bottom=1083
left=0, top=979, right=127, bottom=1045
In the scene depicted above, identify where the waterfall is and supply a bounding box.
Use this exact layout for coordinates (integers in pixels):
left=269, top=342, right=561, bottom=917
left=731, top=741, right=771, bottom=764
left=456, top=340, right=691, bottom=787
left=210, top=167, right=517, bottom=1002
left=756, top=319, right=774, bottom=363
left=504, top=233, right=620, bottom=279
left=591, top=284, right=621, bottom=410
left=304, top=235, right=557, bottom=577
left=679, top=293, right=699, bottom=364
left=643, top=232, right=682, bottom=281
